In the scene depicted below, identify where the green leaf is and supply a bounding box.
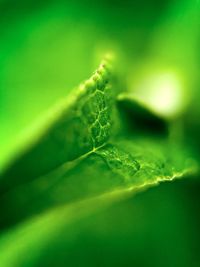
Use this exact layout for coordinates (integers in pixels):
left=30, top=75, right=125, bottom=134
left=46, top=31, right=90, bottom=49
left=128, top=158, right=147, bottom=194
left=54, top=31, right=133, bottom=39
left=0, top=57, right=197, bottom=266
left=0, top=178, right=199, bottom=267
left=1, top=56, right=116, bottom=192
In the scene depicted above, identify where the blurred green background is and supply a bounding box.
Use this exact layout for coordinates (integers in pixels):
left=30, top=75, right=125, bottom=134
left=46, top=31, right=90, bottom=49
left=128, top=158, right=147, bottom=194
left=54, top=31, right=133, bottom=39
left=0, top=0, right=200, bottom=266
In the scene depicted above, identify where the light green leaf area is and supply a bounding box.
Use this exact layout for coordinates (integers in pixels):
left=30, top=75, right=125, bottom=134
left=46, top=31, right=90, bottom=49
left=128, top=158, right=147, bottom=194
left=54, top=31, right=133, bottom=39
left=0, top=58, right=197, bottom=266
left=1, top=57, right=116, bottom=190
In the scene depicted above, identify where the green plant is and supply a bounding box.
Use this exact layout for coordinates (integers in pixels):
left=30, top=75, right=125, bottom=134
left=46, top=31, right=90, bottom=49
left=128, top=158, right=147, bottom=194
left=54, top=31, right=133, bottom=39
left=0, top=1, right=200, bottom=266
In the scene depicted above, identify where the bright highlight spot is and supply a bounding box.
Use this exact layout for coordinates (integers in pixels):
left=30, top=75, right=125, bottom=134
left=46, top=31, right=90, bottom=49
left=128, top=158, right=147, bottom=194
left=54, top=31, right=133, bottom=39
left=133, top=71, right=185, bottom=118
